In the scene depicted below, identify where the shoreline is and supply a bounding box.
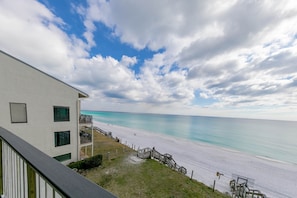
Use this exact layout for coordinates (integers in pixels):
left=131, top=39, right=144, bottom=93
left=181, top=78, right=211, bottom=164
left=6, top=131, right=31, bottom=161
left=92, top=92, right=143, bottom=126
left=93, top=121, right=297, bottom=197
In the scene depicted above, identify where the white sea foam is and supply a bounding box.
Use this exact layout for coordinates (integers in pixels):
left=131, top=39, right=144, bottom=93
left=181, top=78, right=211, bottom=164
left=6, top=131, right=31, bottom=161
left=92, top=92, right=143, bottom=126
left=255, top=155, right=295, bottom=166
left=94, top=121, right=297, bottom=198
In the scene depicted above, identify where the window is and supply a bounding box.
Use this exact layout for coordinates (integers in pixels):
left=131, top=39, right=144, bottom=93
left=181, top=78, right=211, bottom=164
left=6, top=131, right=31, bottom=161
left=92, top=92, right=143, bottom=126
left=54, top=106, right=69, bottom=122
left=54, top=153, right=71, bottom=162
left=10, top=103, right=27, bottom=123
left=55, top=131, right=70, bottom=147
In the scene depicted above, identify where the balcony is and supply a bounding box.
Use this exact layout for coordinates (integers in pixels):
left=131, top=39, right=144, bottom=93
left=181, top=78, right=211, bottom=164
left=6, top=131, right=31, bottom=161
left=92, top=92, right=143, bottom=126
left=79, top=114, right=93, bottom=124
left=79, top=114, right=94, bottom=159
left=0, top=127, right=116, bottom=198
left=80, top=129, right=92, bottom=144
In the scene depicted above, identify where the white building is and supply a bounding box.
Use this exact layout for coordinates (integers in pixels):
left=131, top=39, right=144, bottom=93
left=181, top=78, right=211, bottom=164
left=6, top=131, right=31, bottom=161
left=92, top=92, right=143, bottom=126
left=0, top=50, right=90, bottom=164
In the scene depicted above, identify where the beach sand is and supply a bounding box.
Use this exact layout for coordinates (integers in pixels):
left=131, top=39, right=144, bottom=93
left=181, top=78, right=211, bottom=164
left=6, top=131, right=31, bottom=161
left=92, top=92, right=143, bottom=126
left=94, top=121, right=297, bottom=198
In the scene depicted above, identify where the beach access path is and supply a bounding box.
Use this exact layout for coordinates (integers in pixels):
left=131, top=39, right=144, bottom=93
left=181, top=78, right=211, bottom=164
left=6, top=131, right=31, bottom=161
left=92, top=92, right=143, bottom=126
left=94, top=121, right=297, bottom=198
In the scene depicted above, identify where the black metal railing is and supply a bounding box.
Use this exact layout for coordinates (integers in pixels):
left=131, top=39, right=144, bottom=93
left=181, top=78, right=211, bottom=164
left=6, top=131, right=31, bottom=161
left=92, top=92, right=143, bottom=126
left=0, top=127, right=116, bottom=198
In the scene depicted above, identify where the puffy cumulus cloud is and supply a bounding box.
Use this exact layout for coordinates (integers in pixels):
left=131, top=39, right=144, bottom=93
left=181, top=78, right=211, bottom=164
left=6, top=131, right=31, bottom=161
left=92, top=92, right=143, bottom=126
left=0, top=0, right=195, bottom=110
left=70, top=53, right=194, bottom=107
left=0, top=0, right=88, bottom=79
left=1, top=0, right=297, bottom=120
left=81, top=0, right=223, bottom=52
left=80, top=0, right=296, bottom=105
left=140, top=68, right=194, bottom=104
left=80, top=0, right=297, bottom=115
left=187, top=48, right=297, bottom=109
left=70, top=55, right=147, bottom=102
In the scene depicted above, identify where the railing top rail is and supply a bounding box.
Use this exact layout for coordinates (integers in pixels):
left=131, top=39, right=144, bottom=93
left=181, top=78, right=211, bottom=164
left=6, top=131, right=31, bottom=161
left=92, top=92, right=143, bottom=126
left=0, top=127, right=116, bottom=198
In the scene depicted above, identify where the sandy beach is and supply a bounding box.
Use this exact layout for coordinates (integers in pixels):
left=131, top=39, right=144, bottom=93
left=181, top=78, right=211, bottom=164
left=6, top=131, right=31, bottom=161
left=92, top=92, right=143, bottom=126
left=94, top=121, right=297, bottom=198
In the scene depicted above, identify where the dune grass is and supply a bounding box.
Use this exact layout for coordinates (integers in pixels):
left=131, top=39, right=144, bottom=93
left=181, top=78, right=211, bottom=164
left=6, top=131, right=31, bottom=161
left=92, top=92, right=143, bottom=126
left=82, top=130, right=230, bottom=198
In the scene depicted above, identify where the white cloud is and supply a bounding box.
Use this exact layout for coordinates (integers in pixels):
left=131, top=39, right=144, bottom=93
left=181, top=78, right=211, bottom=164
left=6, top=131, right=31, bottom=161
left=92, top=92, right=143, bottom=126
left=120, top=55, right=137, bottom=67
left=1, top=0, right=297, bottom=120
left=0, top=0, right=89, bottom=79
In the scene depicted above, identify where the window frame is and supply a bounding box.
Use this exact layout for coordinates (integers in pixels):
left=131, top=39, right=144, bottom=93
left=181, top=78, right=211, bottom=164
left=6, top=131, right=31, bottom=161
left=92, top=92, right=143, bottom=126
left=10, top=102, right=28, bottom=123
left=54, top=153, right=71, bottom=162
left=54, top=131, right=71, bottom=147
left=53, top=106, right=70, bottom=122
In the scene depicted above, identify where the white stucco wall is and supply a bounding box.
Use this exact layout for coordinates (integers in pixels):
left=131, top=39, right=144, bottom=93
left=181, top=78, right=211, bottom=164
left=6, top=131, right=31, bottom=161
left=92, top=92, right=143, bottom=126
left=0, top=51, right=85, bottom=164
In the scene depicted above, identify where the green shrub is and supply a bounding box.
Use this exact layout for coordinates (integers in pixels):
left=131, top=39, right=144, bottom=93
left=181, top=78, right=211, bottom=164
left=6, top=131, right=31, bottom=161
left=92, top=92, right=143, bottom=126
left=68, top=154, right=103, bottom=170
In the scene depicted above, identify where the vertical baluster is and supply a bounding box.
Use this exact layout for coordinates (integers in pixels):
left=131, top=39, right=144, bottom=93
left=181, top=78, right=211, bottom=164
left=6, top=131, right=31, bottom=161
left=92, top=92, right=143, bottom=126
left=36, top=174, right=40, bottom=198
left=0, top=139, right=3, bottom=196
left=24, top=163, right=28, bottom=198
left=40, top=176, right=46, bottom=197
left=16, top=154, right=19, bottom=198
left=2, top=143, right=7, bottom=197
left=8, top=144, right=13, bottom=197
left=20, top=158, right=25, bottom=198
left=12, top=151, right=17, bottom=198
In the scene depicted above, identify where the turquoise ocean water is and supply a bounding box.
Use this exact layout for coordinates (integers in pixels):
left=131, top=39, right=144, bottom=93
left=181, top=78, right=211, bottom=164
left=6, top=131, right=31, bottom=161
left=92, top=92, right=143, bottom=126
left=81, top=110, right=297, bottom=165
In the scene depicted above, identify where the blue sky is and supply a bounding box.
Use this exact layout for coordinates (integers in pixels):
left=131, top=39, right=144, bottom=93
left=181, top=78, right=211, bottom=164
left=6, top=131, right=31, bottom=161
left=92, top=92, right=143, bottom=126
left=1, top=0, right=297, bottom=121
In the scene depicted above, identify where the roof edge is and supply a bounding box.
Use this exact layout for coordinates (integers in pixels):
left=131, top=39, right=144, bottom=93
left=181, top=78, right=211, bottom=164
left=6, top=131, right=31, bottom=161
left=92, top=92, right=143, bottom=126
left=1, top=50, right=89, bottom=98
